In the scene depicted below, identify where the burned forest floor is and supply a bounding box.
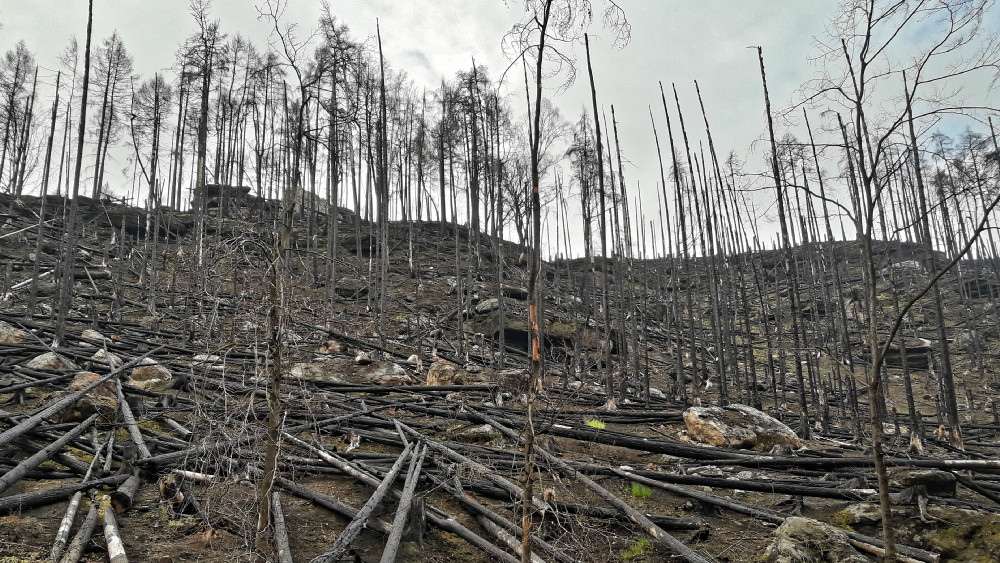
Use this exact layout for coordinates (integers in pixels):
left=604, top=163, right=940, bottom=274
left=1, top=194, right=1000, bottom=563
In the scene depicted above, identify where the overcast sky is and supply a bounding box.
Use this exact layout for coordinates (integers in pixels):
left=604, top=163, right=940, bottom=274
left=3, top=1, right=991, bottom=255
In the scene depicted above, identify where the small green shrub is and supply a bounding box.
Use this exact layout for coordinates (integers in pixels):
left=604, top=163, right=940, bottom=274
left=630, top=482, right=652, bottom=498
left=585, top=418, right=606, bottom=429
left=620, top=537, right=652, bottom=560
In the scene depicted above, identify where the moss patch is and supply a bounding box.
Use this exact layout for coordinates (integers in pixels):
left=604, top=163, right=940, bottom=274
left=916, top=507, right=1000, bottom=562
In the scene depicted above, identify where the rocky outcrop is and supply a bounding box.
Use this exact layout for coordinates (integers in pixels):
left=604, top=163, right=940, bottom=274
left=474, top=298, right=500, bottom=314
left=368, top=363, right=414, bottom=386
left=763, top=517, right=869, bottom=563
left=683, top=403, right=800, bottom=451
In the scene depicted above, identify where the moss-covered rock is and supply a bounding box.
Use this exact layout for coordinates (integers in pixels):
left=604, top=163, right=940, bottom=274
left=910, top=507, right=1000, bottom=562
left=762, top=517, right=870, bottom=562
left=836, top=502, right=1000, bottom=562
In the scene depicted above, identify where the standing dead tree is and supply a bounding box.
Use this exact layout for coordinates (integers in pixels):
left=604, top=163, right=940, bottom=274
left=504, top=2, right=628, bottom=561
left=53, top=0, right=94, bottom=349
left=798, top=0, right=1000, bottom=559
left=254, top=0, right=322, bottom=548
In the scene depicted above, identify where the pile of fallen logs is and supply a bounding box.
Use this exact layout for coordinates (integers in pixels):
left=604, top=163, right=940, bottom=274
left=2, top=311, right=1000, bottom=562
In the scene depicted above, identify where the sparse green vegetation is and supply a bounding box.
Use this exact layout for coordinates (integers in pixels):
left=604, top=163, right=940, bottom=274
left=620, top=537, right=652, bottom=560
left=630, top=482, right=651, bottom=498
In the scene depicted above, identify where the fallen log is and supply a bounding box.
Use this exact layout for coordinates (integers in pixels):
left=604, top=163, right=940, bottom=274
left=475, top=410, right=712, bottom=563
left=0, top=372, right=73, bottom=394
left=0, top=346, right=163, bottom=449
left=423, top=466, right=575, bottom=563
left=310, top=441, right=415, bottom=563
left=110, top=474, right=141, bottom=515
left=17, top=436, right=95, bottom=477
left=275, top=476, right=393, bottom=535
left=0, top=414, right=98, bottom=495
left=422, top=510, right=521, bottom=563
left=271, top=492, right=293, bottom=563
left=113, top=381, right=152, bottom=459
left=162, top=417, right=193, bottom=439
left=139, top=436, right=259, bottom=471
left=691, top=455, right=1000, bottom=472
left=612, top=467, right=940, bottom=563
left=546, top=452, right=712, bottom=563
left=477, top=515, right=546, bottom=563
left=50, top=434, right=110, bottom=562
left=396, top=422, right=552, bottom=514
left=103, top=504, right=128, bottom=563
left=547, top=499, right=708, bottom=531
left=568, top=461, right=878, bottom=501
left=955, top=474, right=1000, bottom=505
left=285, top=437, right=524, bottom=563
left=379, top=443, right=427, bottom=563
left=57, top=502, right=99, bottom=563
left=0, top=474, right=129, bottom=515
left=848, top=539, right=928, bottom=563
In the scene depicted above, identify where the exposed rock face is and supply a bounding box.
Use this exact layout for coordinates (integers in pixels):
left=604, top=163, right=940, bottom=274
left=25, top=352, right=79, bottom=371
left=763, top=517, right=870, bottom=563
left=290, top=357, right=413, bottom=386
left=60, top=371, right=118, bottom=422
left=889, top=468, right=956, bottom=497
left=0, top=320, right=30, bottom=344
left=425, top=361, right=484, bottom=386
left=916, top=507, right=1000, bottom=561
left=129, top=363, right=174, bottom=391
left=683, top=403, right=800, bottom=451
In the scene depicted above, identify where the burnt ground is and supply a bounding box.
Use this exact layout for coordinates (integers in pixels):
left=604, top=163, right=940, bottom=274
left=1, top=194, right=999, bottom=562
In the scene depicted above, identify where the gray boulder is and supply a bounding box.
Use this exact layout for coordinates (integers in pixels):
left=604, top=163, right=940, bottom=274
left=683, top=403, right=800, bottom=451
left=763, top=517, right=870, bottom=563
left=0, top=320, right=30, bottom=344
left=26, top=352, right=79, bottom=371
